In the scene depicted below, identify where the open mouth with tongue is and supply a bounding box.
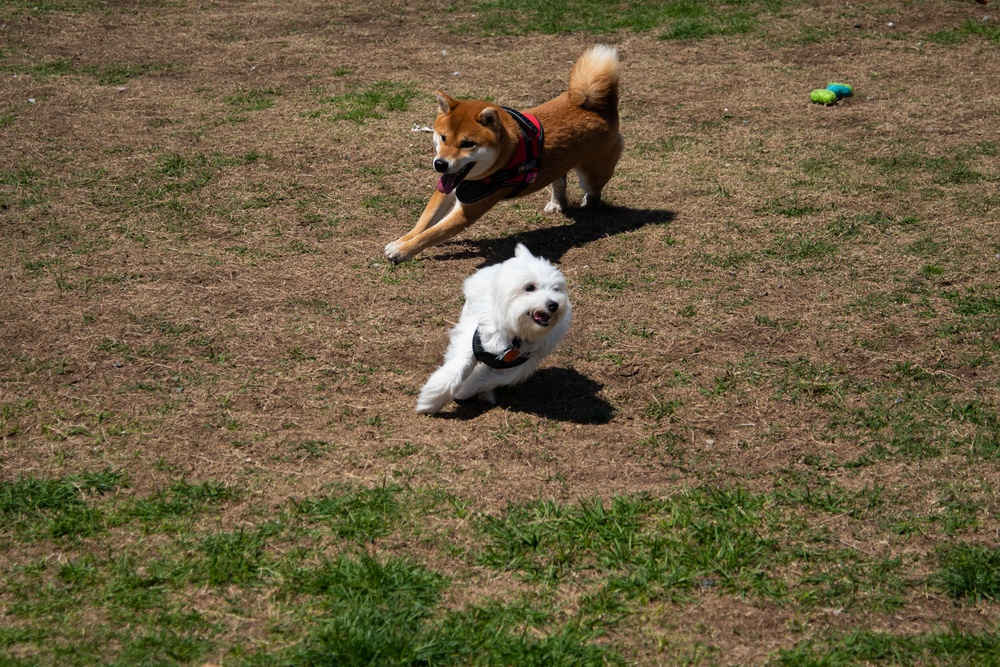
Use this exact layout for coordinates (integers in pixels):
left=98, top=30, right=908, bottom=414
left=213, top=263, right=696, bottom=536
left=437, top=163, right=474, bottom=195
left=531, top=309, right=552, bottom=327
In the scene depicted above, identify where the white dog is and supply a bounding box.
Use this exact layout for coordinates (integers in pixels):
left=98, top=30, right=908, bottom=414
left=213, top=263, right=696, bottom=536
left=416, top=244, right=572, bottom=414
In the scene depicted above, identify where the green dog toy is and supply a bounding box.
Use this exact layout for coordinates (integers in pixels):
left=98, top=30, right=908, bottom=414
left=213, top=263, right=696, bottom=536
left=810, top=88, right=837, bottom=105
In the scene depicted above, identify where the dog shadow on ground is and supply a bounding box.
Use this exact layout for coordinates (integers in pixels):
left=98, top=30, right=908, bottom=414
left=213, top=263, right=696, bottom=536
left=435, top=204, right=676, bottom=266
left=437, top=368, right=615, bottom=424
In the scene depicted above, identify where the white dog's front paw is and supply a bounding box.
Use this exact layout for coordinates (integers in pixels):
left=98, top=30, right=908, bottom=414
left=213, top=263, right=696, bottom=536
left=543, top=201, right=564, bottom=214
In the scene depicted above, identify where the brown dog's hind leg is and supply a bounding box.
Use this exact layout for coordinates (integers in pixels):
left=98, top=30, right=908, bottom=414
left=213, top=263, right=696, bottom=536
left=544, top=175, right=568, bottom=214
left=575, top=132, right=624, bottom=208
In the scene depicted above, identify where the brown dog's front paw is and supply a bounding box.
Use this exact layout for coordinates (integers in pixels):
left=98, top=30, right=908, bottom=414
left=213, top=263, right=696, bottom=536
left=384, top=240, right=412, bottom=264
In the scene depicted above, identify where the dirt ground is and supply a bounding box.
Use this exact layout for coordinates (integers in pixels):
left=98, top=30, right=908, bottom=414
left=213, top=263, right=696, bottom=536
left=2, top=0, right=999, bottom=663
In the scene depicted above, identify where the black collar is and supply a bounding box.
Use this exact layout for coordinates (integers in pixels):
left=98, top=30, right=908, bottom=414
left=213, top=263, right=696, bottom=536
left=472, top=329, right=531, bottom=369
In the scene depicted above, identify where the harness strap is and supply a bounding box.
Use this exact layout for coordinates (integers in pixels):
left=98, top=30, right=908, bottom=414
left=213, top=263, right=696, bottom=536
left=455, top=107, right=543, bottom=204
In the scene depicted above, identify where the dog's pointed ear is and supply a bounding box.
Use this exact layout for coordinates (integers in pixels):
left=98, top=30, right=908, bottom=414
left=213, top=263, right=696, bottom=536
left=435, top=90, right=457, bottom=115
left=478, top=107, right=501, bottom=131
left=514, top=243, right=531, bottom=259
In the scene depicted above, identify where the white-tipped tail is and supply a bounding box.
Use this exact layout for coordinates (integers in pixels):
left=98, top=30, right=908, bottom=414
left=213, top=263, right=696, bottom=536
left=567, top=44, right=620, bottom=111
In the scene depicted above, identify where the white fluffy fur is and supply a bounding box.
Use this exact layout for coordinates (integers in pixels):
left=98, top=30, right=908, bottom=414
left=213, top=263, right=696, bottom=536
left=416, top=244, right=572, bottom=414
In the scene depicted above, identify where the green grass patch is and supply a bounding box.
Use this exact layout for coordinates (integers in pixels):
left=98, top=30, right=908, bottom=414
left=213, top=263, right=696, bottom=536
left=777, top=627, right=1000, bottom=666
left=0, top=0, right=111, bottom=14
left=278, top=552, right=622, bottom=667
left=224, top=87, right=281, bottom=112
left=361, top=193, right=424, bottom=217
left=932, top=543, right=1000, bottom=603
left=825, top=360, right=999, bottom=467
left=927, top=18, right=1000, bottom=45
left=0, top=57, right=177, bottom=83
left=3, top=477, right=996, bottom=665
left=198, top=527, right=271, bottom=586
left=871, top=146, right=990, bottom=187
left=775, top=235, right=837, bottom=262
left=759, top=197, right=830, bottom=218
left=579, top=274, right=632, bottom=292
left=0, top=469, right=126, bottom=541
left=127, top=480, right=239, bottom=525
left=826, top=211, right=919, bottom=240
left=292, top=483, right=408, bottom=542
left=772, top=356, right=843, bottom=403
left=945, top=286, right=1000, bottom=317
left=461, top=0, right=774, bottom=38
left=1, top=166, right=37, bottom=188
left=16, top=56, right=75, bottom=78
left=316, top=81, right=419, bottom=122
left=88, top=62, right=177, bottom=85
left=472, top=486, right=899, bottom=606
left=89, top=149, right=268, bottom=214
left=3, top=482, right=624, bottom=665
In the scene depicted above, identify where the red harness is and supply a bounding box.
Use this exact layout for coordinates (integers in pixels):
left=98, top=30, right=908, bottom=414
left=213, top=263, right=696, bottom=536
left=455, top=107, right=543, bottom=204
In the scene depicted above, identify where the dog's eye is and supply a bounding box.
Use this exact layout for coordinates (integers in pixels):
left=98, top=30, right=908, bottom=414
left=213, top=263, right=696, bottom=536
left=440, top=134, right=447, bottom=143
left=460, top=140, right=476, bottom=149
left=525, top=284, right=536, bottom=292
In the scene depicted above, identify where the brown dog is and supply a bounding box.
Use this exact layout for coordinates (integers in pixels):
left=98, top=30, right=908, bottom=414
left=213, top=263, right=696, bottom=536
left=384, top=45, right=623, bottom=263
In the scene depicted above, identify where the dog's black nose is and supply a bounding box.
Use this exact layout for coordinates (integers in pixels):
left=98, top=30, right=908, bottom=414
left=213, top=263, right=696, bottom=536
left=433, top=158, right=449, bottom=173
left=546, top=300, right=559, bottom=313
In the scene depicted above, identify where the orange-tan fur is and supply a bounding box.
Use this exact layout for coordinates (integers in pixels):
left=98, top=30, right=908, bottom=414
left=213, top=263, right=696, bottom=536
left=384, top=45, right=624, bottom=263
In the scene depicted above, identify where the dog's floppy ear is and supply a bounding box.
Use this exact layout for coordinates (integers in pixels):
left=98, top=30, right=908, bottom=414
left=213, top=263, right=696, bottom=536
left=435, top=90, right=458, bottom=115
left=478, top=107, right=501, bottom=131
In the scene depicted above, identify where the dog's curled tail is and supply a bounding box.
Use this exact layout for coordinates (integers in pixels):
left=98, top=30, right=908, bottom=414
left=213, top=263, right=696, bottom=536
left=567, top=44, right=620, bottom=113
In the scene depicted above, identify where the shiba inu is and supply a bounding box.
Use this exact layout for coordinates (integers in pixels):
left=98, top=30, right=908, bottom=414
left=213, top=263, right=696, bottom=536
left=385, top=45, right=623, bottom=263
left=415, top=244, right=571, bottom=414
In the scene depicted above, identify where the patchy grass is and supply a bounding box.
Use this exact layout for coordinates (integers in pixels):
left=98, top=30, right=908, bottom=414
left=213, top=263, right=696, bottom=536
left=933, top=543, right=1000, bottom=603
left=927, top=18, right=1000, bottom=44
left=776, top=627, right=1000, bottom=666
left=4, top=475, right=990, bottom=664
left=3, top=0, right=1000, bottom=665
left=463, top=0, right=776, bottom=37
left=311, top=81, right=420, bottom=122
